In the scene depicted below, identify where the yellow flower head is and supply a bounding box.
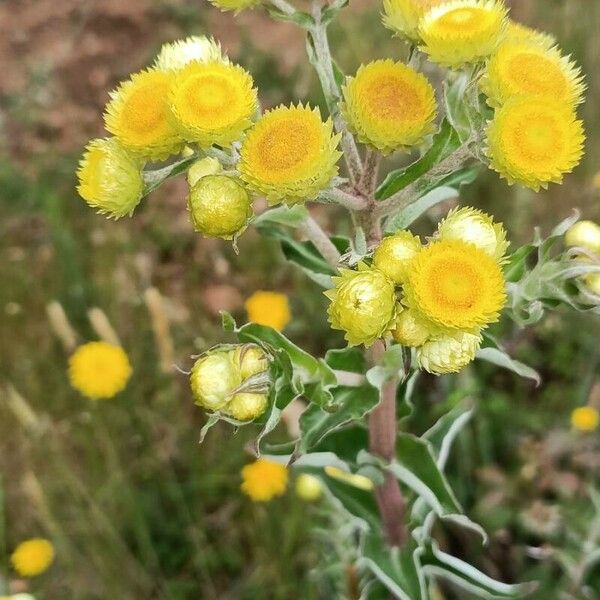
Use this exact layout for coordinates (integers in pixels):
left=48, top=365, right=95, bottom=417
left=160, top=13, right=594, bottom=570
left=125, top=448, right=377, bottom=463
left=169, top=60, right=257, bottom=147
left=325, top=264, right=398, bottom=347
left=565, top=220, right=600, bottom=255
left=403, top=239, right=506, bottom=332
left=437, top=206, right=508, bottom=261
left=209, top=0, right=261, bottom=13
left=419, top=0, right=508, bottom=68
left=190, top=350, right=241, bottom=411
left=69, top=342, right=132, bottom=400
left=342, top=60, right=437, bottom=154
left=226, top=392, right=268, bottom=421
left=382, top=0, right=447, bottom=40
left=505, top=21, right=556, bottom=49
left=77, top=138, right=144, bottom=219
left=418, top=330, right=482, bottom=374
left=154, top=36, right=226, bottom=71
left=373, top=230, right=422, bottom=284
left=570, top=406, right=599, bottom=433
left=239, top=104, right=342, bottom=205
left=392, top=308, right=432, bottom=347
left=295, top=473, right=323, bottom=501
left=10, top=539, right=54, bottom=577
left=241, top=458, right=288, bottom=502
left=481, top=40, right=585, bottom=108
left=486, top=97, right=585, bottom=191
left=104, top=69, right=183, bottom=161
left=245, top=291, right=291, bottom=331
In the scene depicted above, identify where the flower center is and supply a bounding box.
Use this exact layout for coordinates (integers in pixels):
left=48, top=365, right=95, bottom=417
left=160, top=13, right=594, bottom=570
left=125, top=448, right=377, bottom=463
left=121, top=82, right=168, bottom=135
left=506, top=111, right=561, bottom=163
left=505, top=52, right=566, bottom=97
left=181, top=74, right=241, bottom=126
left=365, top=75, right=424, bottom=122
left=438, top=7, right=487, bottom=32
left=429, top=258, right=482, bottom=309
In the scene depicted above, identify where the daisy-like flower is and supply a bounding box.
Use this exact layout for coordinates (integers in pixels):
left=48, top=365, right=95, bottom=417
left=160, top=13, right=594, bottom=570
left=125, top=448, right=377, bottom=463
left=239, top=104, right=342, bottom=205
left=209, top=0, right=261, bottom=13
left=382, top=0, right=447, bottom=40
left=342, top=60, right=437, bottom=154
left=570, top=406, right=599, bottom=433
left=481, top=40, right=585, bottom=108
left=241, top=459, right=288, bottom=502
left=10, top=539, right=55, bottom=577
left=419, top=0, right=508, bottom=68
left=104, top=69, right=183, bottom=161
left=68, top=341, right=132, bottom=400
left=504, top=20, right=556, bottom=49
left=417, top=330, right=482, bottom=374
left=403, top=239, right=506, bottom=332
left=325, top=263, right=398, bottom=347
left=77, top=138, right=144, bottom=219
left=245, top=291, right=291, bottom=331
left=169, top=60, right=257, bottom=147
left=486, top=97, right=585, bottom=191
left=154, top=36, right=226, bottom=71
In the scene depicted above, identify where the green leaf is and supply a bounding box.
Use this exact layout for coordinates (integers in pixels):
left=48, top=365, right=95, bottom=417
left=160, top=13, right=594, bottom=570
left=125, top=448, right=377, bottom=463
left=321, top=0, right=349, bottom=24
left=252, top=204, right=309, bottom=228
left=198, top=414, right=221, bottom=444
left=322, top=477, right=380, bottom=530
left=476, top=347, right=541, bottom=386
left=311, top=425, right=369, bottom=463
left=142, top=154, right=199, bottom=196
left=325, top=347, right=366, bottom=373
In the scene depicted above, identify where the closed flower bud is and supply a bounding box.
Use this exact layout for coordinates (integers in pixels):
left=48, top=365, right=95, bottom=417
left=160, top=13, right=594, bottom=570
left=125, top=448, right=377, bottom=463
left=154, top=36, right=225, bottom=71
left=373, top=231, right=422, bottom=284
left=187, top=157, right=222, bottom=188
left=188, top=175, right=252, bottom=239
left=584, top=273, right=600, bottom=296
left=392, top=308, right=431, bottom=347
left=235, top=345, right=269, bottom=379
left=226, top=392, right=268, bottom=421
left=325, top=264, right=398, bottom=347
left=565, top=220, right=600, bottom=255
left=437, top=207, right=508, bottom=261
left=190, top=351, right=241, bottom=410
left=417, top=331, right=482, bottom=374
left=295, top=474, right=323, bottom=502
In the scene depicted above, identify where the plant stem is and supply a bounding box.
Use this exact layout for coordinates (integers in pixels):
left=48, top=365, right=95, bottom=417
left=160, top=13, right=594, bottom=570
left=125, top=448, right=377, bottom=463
left=299, top=214, right=341, bottom=269
left=321, top=188, right=369, bottom=211
left=358, top=148, right=381, bottom=196
left=269, top=0, right=295, bottom=14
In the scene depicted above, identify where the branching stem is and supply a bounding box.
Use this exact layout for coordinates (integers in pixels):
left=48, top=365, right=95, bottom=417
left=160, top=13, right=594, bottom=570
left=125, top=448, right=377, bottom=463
left=299, top=214, right=341, bottom=269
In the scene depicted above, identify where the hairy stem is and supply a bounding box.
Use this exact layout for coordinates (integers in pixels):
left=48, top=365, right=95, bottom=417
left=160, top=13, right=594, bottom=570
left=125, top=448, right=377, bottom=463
left=321, top=188, right=369, bottom=211
left=358, top=148, right=381, bottom=196
left=269, top=0, right=295, bottom=14
left=299, top=214, right=341, bottom=269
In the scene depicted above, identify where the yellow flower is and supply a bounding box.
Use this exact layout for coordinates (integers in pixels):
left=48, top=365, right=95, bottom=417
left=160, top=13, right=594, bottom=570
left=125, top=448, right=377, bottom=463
left=209, top=0, right=261, bottom=13
left=239, top=104, right=342, bottom=205
left=418, top=331, right=482, bottom=374
left=295, top=474, right=323, bottom=501
left=226, top=392, right=268, bottom=421
left=104, top=69, right=183, bottom=161
left=187, top=157, right=222, bottom=187
left=570, top=406, right=599, bottom=433
left=324, top=466, right=374, bottom=491
left=505, top=21, right=556, bottom=48
left=342, top=60, right=437, bottom=154
left=382, top=0, right=447, bottom=40
left=77, top=138, right=144, bottom=219
left=245, top=291, right=291, bottom=331
left=486, top=98, right=585, bottom=191
left=190, top=350, right=241, bottom=411
left=565, top=220, right=600, bottom=255
left=481, top=40, right=585, bottom=109
left=10, top=539, right=54, bottom=577
left=392, top=308, right=431, bottom=347
left=69, top=342, right=132, bottom=400
left=419, top=0, right=508, bottom=68
left=154, top=36, right=226, bottom=71
left=373, top=230, right=422, bottom=284
left=403, top=239, right=506, bottom=332
left=241, top=458, right=288, bottom=501
left=169, top=61, right=257, bottom=147
left=437, top=206, right=508, bottom=261
left=325, top=263, right=398, bottom=347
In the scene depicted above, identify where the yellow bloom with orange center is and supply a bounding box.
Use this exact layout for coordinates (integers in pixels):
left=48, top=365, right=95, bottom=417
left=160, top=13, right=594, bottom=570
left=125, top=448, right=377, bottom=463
left=570, top=406, right=599, bottom=433
left=481, top=40, right=585, bottom=108
left=239, top=104, right=342, bottom=205
left=403, top=239, right=506, bottom=332
left=245, top=291, right=291, bottom=331
left=486, top=98, right=585, bottom=191
left=104, top=69, right=183, bottom=161
left=382, top=0, right=447, bottom=40
left=419, top=0, right=508, bottom=68
left=342, top=60, right=437, bottom=154
left=169, top=60, right=257, bottom=148
left=69, top=341, right=132, bottom=400
left=10, top=539, right=55, bottom=577
left=241, top=458, right=288, bottom=501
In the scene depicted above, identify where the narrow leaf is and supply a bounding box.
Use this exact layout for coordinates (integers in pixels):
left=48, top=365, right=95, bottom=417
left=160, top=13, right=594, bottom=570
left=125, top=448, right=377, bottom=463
left=476, top=347, right=541, bottom=386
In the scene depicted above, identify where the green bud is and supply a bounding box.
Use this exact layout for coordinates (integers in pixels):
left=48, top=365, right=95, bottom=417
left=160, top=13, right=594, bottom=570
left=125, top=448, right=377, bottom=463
left=565, top=220, right=600, bottom=255
left=373, top=231, right=422, bottom=284
left=417, top=331, right=482, bottom=375
left=187, top=157, right=222, bottom=188
left=190, top=350, right=241, bottom=410
left=392, top=308, right=431, bottom=347
left=235, top=345, right=269, bottom=380
left=226, top=392, right=268, bottom=421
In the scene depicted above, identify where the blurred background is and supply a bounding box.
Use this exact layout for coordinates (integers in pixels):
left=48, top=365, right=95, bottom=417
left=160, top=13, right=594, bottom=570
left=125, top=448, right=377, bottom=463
left=0, top=0, right=599, bottom=598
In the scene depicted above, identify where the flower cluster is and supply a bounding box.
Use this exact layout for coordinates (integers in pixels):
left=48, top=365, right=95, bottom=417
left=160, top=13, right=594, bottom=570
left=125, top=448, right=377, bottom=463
left=326, top=207, right=508, bottom=374
left=190, top=344, right=270, bottom=421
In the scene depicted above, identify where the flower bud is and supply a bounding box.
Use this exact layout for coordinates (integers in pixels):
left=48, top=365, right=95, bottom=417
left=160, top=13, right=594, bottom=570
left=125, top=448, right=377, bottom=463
left=77, top=138, right=144, bottom=219
left=187, top=157, right=222, bottom=188
left=154, top=36, right=225, bottom=71
left=584, top=272, right=600, bottom=296
left=235, top=345, right=269, bottom=380
left=437, top=207, right=508, bottom=261
left=226, top=392, right=268, bottom=421
left=188, top=175, right=252, bottom=239
left=325, top=264, right=397, bottom=347
left=372, top=231, right=422, bottom=284
left=417, top=331, right=482, bottom=375
left=565, top=220, right=600, bottom=255
left=324, top=466, right=374, bottom=491
left=392, top=308, right=431, bottom=347
left=570, top=406, right=599, bottom=432
left=295, top=474, right=323, bottom=502
left=190, top=350, right=241, bottom=410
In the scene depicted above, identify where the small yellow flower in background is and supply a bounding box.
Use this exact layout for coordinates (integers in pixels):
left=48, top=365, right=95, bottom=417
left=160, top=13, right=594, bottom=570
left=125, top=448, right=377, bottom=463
left=239, top=104, right=342, bottom=205
left=342, top=60, right=437, bottom=154
left=154, top=36, right=226, bottom=71
left=169, top=61, right=257, bottom=148
left=382, top=0, right=447, bottom=40
left=77, top=138, right=144, bottom=219
left=392, top=308, right=431, bottom=347
left=565, top=220, right=600, bottom=255
left=209, top=0, right=262, bottom=13
left=324, top=466, right=374, bottom=491
left=417, top=330, right=482, bottom=374
left=104, top=69, right=183, bottom=161
left=373, top=231, right=423, bottom=284
left=570, top=406, right=599, bottom=433
left=419, top=0, right=508, bottom=68
left=504, top=21, right=556, bottom=49
left=241, top=458, right=288, bottom=501
left=69, top=341, right=132, bottom=400
left=245, top=291, right=291, bottom=331
left=10, top=538, right=54, bottom=577
left=295, top=474, right=323, bottom=501
left=486, top=98, right=585, bottom=191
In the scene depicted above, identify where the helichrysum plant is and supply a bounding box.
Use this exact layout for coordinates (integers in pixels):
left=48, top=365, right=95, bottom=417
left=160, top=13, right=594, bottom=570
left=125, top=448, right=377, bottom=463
left=76, top=3, right=600, bottom=597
